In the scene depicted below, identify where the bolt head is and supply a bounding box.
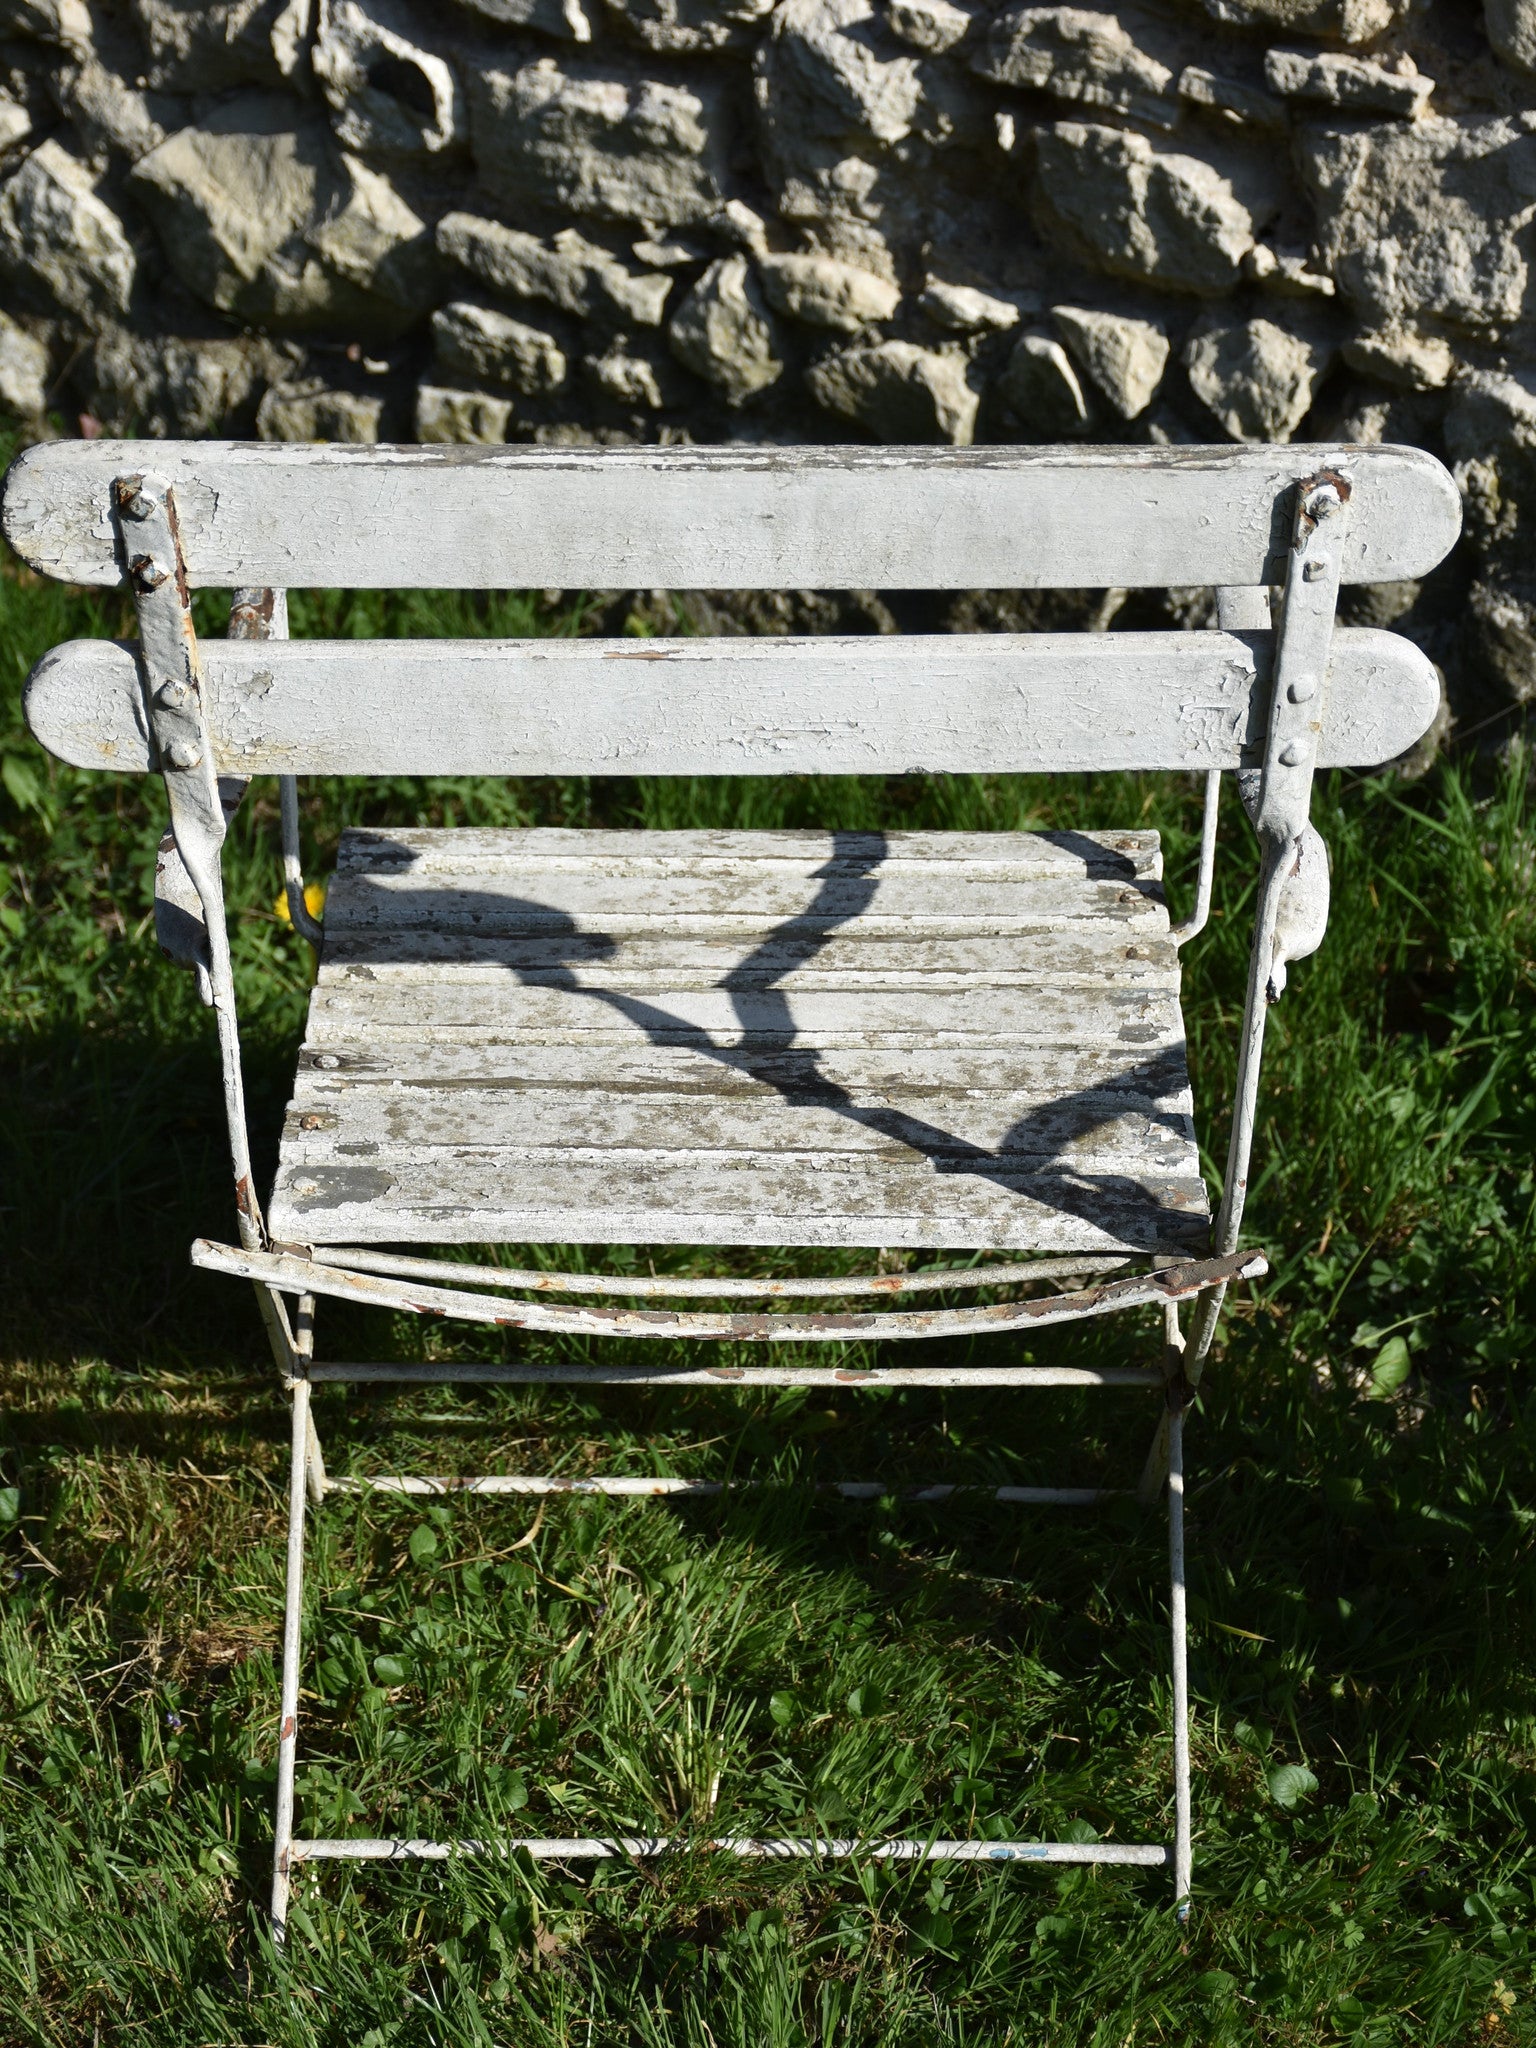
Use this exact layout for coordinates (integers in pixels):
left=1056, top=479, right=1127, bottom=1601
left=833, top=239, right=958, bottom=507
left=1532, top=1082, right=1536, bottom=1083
left=1287, top=675, right=1317, bottom=704
left=131, top=555, right=170, bottom=591
left=156, top=679, right=190, bottom=709
left=164, top=738, right=202, bottom=771
left=1278, top=739, right=1307, bottom=768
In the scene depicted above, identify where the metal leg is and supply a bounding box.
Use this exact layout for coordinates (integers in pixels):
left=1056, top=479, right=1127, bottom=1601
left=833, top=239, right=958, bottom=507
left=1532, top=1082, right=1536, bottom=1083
left=293, top=1294, right=327, bottom=1504
left=1168, top=1397, right=1192, bottom=1918
left=272, top=1374, right=311, bottom=1943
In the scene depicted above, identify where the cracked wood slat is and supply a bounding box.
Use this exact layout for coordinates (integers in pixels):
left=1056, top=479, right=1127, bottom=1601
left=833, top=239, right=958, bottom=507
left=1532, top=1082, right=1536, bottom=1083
left=268, top=824, right=1204, bottom=1252
left=3, top=440, right=1460, bottom=591
left=26, top=628, right=1439, bottom=777
left=266, top=1154, right=1210, bottom=1252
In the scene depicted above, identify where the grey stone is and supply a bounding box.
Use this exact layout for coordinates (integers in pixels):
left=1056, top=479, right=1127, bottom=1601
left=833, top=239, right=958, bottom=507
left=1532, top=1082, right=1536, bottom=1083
left=602, top=0, right=776, bottom=54
left=1263, top=48, right=1432, bottom=120
left=918, top=278, right=1023, bottom=332
left=433, top=301, right=568, bottom=395
left=807, top=337, right=978, bottom=442
left=49, top=58, right=167, bottom=162
left=1243, top=243, right=1335, bottom=297
left=1445, top=369, right=1536, bottom=702
left=130, top=0, right=311, bottom=91
left=0, top=138, right=135, bottom=321
left=314, top=0, right=462, bottom=159
left=451, top=0, right=592, bottom=36
left=1488, top=0, right=1536, bottom=75
left=0, top=309, right=47, bottom=413
left=888, top=0, right=973, bottom=52
left=1176, top=67, right=1285, bottom=133
left=1301, top=115, right=1536, bottom=335
left=438, top=214, right=672, bottom=326
left=0, top=95, right=31, bottom=155
left=710, top=200, right=771, bottom=254
left=1033, top=121, right=1278, bottom=297
left=758, top=0, right=925, bottom=153
left=668, top=255, right=783, bottom=405
left=0, top=0, right=93, bottom=47
left=87, top=327, right=291, bottom=434
left=1340, top=323, right=1454, bottom=391
left=467, top=58, right=726, bottom=229
left=1196, top=0, right=1408, bottom=39
left=415, top=382, right=513, bottom=443
left=1183, top=312, right=1335, bottom=442
left=995, top=331, right=1092, bottom=435
left=584, top=343, right=666, bottom=407
left=130, top=98, right=434, bottom=329
left=1051, top=303, right=1168, bottom=417
left=974, top=8, right=1180, bottom=133
left=256, top=378, right=383, bottom=440
left=758, top=249, right=900, bottom=332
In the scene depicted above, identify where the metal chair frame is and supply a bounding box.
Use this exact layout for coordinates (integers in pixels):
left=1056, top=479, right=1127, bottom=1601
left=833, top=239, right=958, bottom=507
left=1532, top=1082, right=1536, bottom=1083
left=7, top=439, right=1458, bottom=1936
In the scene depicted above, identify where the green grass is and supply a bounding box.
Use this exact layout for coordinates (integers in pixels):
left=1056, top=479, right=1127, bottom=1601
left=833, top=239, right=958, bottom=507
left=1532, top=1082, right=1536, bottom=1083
left=2, top=462, right=1535, bottom=2043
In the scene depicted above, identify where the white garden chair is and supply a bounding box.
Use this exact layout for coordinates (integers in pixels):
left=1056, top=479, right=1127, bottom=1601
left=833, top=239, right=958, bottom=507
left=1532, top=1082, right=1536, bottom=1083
left=3, top=439, right=1459, bottom=1933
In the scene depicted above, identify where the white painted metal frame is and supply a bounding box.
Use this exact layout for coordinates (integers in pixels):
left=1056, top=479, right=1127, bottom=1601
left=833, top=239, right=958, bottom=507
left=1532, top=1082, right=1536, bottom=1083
left=6, top=441, right=1458, bottom=1939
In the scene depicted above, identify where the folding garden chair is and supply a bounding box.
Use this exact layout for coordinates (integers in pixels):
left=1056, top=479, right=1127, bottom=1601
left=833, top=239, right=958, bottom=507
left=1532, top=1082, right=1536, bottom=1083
left=4, top=438, right=1459, bottom=1932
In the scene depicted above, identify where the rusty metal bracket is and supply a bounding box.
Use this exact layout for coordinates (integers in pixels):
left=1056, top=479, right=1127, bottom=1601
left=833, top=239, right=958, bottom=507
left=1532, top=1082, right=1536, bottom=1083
left=114, top=475, right=285, bottom=1320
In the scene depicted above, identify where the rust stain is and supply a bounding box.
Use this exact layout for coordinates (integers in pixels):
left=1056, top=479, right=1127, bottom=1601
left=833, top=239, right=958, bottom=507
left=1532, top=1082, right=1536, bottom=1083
left=603, top=649, right=676, bottom=661
left=234, top=1173, right=256, bottom=1220
left=281, top=1715, right=295, bottom=1740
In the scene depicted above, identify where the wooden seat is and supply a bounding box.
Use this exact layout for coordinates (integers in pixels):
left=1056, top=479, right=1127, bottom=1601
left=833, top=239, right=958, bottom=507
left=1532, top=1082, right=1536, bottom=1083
left=272, top=825, right=1208, bottom=1255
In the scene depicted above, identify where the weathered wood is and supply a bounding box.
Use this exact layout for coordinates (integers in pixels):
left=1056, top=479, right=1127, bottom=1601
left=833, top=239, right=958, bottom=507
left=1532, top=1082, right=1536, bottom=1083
left=26, top=628, right=1439, bottom=778
left=268, top=823, right=1204, bottom=1251
left=2, top=440, right=1460, bottom=591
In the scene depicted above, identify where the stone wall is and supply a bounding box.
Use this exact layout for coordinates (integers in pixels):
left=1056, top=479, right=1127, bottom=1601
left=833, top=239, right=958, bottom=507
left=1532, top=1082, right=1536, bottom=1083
left=3, top=2, right=1536, bottom=719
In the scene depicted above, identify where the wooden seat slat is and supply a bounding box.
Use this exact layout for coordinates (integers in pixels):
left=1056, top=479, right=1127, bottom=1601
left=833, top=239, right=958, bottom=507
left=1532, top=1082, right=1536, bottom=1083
left=2, top=439, right=1460, bottom=591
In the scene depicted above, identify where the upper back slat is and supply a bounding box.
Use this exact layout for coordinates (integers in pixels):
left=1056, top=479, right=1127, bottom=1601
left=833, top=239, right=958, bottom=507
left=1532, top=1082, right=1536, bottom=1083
left=1, top=440, right=1461, bottom=592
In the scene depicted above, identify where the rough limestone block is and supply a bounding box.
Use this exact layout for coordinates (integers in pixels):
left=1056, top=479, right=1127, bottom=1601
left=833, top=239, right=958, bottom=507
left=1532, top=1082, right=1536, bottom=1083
left=668, top=255, right=783, bottom=405
left=1301, top=114, right=1536, bottom=335
left=1197, top=0, right=1409, bottom=39
left=1032, top=122, right=1276, bottom=297
left=468, top=58, right=726, bottom=228
left=919, top=278, right=1022, bottom=331
left=87, top=327, right=290, bottom=435
left=437, top=213, right=671, bottom=326
left=1341, top=323, right=1454, bottom=391
left=974, top=7, right=1180, bottom=132
left=0, top=309, right=48, bottom=414
left=995, top=331, right=1092, bottom=435
left=314, top=0, right=462, bottom=158
left=1263, top=48, right=1433, bottom=120
left=602, top=0, right=777, bottom=53
left=131, top=0, right=312, bottom=90
left=1176, top=67, right=1286, bottom=133
left=454, top=0, right=593, bottom=36
left=806, top=338, right=979, bottom=443
left=1488, top=0, right=1536, bottom=74
left=0, top=138, right=136, bottom=320
left=758, top=250, right=900, bottom=331
left=415, top=383, right=513, bottom=443
left=256, top=379, right=383, bottom=440
left=1183, top=312, right=1334, bottom=442
left=50, top=57, right=167, bottom=162
left=0, top=94, right=31, bottom=154
left=888, top=0, right=972, bottom=51
left=131, top=98, right=432, bottom=327
left=1051, top=303, right=1168, bottom=418
left=584, top=344, right=666, bottom=407
left=758, top=0, right=926, bottom=152
left=433, top=302, right=567, bottom=395
left=1445, top=368, right=1536, bottom=702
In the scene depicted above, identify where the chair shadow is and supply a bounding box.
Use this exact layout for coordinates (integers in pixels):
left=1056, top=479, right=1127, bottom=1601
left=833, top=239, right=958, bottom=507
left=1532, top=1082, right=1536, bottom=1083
left=320, top=829, right=1209, bottom=1249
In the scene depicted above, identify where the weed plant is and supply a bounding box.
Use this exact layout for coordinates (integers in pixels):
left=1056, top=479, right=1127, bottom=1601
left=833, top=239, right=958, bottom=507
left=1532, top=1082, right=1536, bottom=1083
left=0, top=441, right=1533, bottom=2043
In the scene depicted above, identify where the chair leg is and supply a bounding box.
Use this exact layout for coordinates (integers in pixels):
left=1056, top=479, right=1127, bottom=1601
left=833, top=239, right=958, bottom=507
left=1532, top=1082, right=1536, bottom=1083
left=272, top=1373, right=311, bottom=1943
left=294, top=1294, right=327, bottom=1505
left=1168, top=1398, right=1192, bottom=1918
left=1136, top=1300, right=1185, bottom=1506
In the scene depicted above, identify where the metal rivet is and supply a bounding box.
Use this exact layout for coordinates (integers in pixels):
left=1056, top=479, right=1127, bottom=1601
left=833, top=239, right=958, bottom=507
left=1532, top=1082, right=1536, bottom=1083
left=1287, top=675, right=1317, bottom=704
left=1279, top=740, right=1307, bottom=767
left=164, top=738, right=201, bottom=771
left=314, top=1054, right=340, bottom=1069
left=156, top=679, right=190, bottom=709
left=1302, top=559, right=1327, bottom=582
left=132, top=555, right=171, bottom=590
